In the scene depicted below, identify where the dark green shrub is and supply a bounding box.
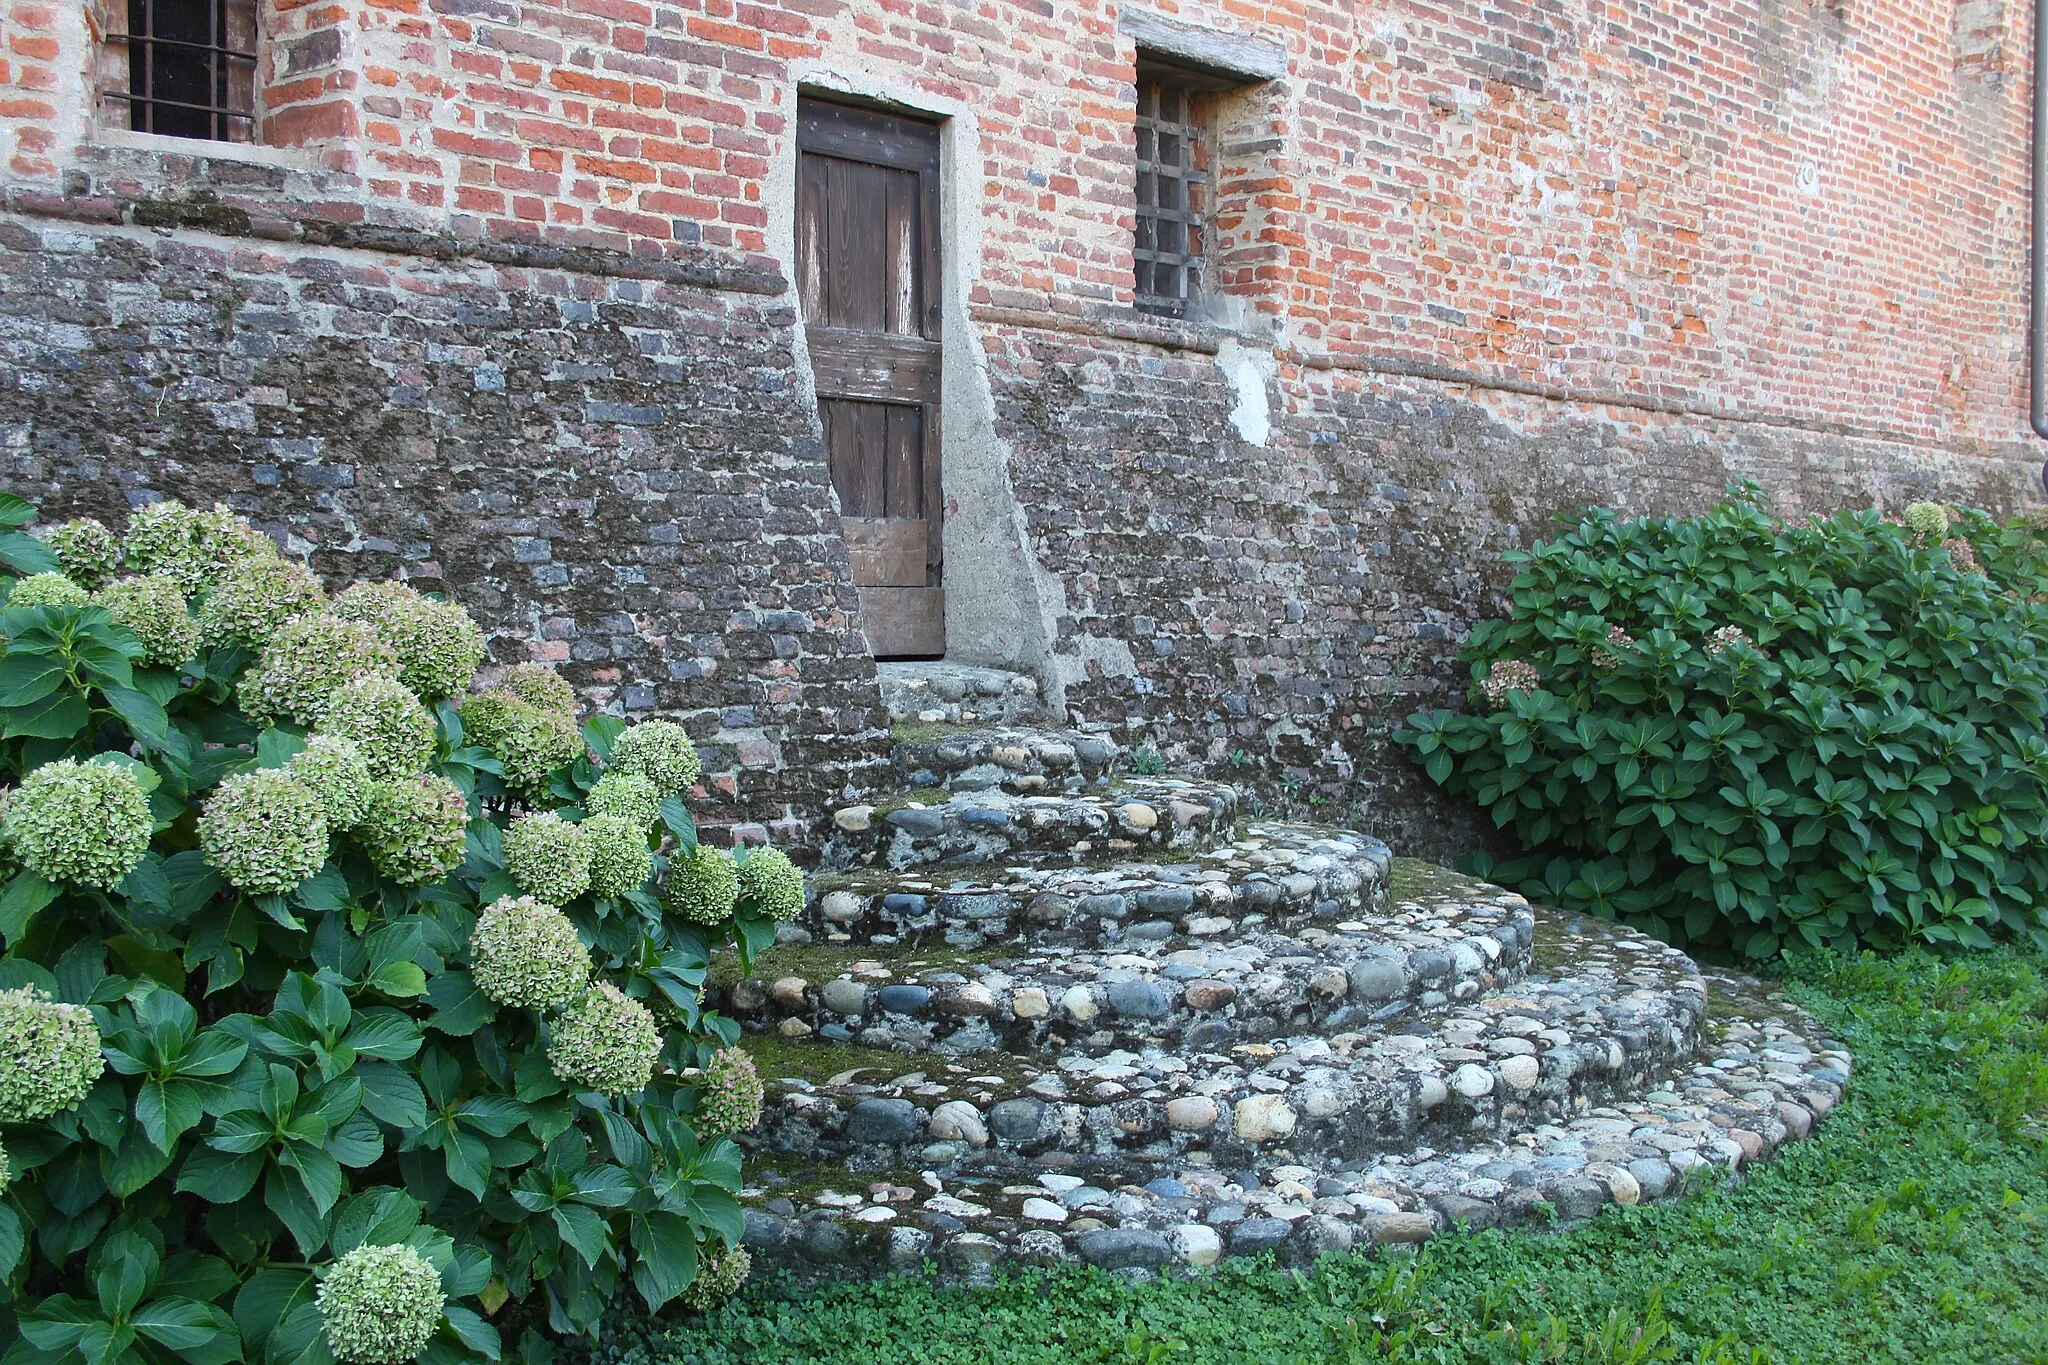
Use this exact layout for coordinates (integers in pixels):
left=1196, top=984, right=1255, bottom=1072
left=1396, top=487, right=2048, bottom=957
left=0, top=494, right=796, bottom=1362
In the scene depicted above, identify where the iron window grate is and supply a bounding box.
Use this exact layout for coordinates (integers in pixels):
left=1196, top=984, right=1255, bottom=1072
left=1133, top=79, right=1205, bottom=317
left=104, top=0, right=259, bottom=143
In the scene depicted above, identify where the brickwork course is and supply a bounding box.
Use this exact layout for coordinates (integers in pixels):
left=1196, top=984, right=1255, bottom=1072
left=0, top=0, right=2041, bottom=850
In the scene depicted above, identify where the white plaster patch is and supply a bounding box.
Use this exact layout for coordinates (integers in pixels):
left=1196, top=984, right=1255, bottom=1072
left=1217, top=339, right=1274, bottom=447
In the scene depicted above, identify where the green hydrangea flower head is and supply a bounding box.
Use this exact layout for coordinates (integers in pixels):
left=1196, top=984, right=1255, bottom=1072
left=548, top=981, right=662, bottom=1096
left=459, top=690, right=584, bottom=797
left=500, top=662, right=576, bottom=714
left=692, top=1047, right=763, bottom=1135
left=289, top=736, right=374, bottom=829
left=321, top=674, right=438, bottom=777
left=0, top=1134, right=11, bottom=1193
left=7, top=571, right=89, bottom=609
left=666, top=845, right=738, bottom=925
left=5, top=757, right=152, bottom=889
left=678, top=1242, right=751, bottom=1312
left=39, top=517, right=121, bottom=589
left=239, top=615, right=400, bottom=728
left=737, top=846, right=804, bottom=922
left=124, top=501, right=278, bottom=596
left=609, top=719, right=701, bottom=796
left=330, top=581, right=486, bottom=701
left=503, top=811, right=592, bottom=904
left=469, top=895, right=590, bottom=1009
left=316, top=1242, right=446, bottom=1365
left=199, top=768, right=331, bottom=895
left=357, top=774, right=470, bottom=886
left=0, top=986, right=106, bottom=1123
left=586, top=771, right=661, bottom=829
left=97, top=574, right=203, bottom=667
left=583, top=813, right=653, bottom=899
left=1904, top=501, right=1950, bottom=542
left=198, top=555, right=326, bottom=652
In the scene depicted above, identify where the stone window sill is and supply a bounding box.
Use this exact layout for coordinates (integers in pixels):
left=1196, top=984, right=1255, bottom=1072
left=86, top=127, right=322, bottom=172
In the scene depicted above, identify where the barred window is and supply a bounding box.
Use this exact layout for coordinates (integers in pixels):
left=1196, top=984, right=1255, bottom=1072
left=103, top=0, right=259, bottom=143
left=1132, top=76, right=1206, bottom=317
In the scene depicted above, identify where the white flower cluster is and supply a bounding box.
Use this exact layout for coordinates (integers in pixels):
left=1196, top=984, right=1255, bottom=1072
left=609, top=719, right=701, bottom=795
left=459, top=679, right=584, bottom=798
left=666, top=845, right=738, bottom=925
left=4, top=757, right=152, bottom=889
left=736, top=847, right=804, bottom=922
left=503, top=811, right=591, bottom=904
left=123, top=501, right=277, bottom=596
left=678, top=1242, right=751, bottom=1312
left=586, top=771, right=661, bottom=829
left=0, top=986, right=105, bottom=1123
left=98, top=573, right=203, bottom=667
left=691, top=1047, right=763, bottom=1135
left=321, top=673, right=438, bottom=776
left=1476, top=659, right=1542, bottom=710
left=198, top=556, right=326, bottom=652
left=1903, top=501, right=1950, bottom=543
left=199, top=768, right=331, bottom=894
left=1703, top=624, right=1754, bottom=659
left=288, top=736, right=374, bottom=829
left=239, top=616, right=400, bottom=728
left=38, top=517, right=121, bottom=589
left=583, top=814, right=654, bottom=899
left=547, top=981, right=662, bottom=1096
left=316, top=1243, right=446, bottom=1364
left=1591, top=624, right=1636, bottom=671
left=330, top=581, right=485, bottom=701
left=469, top=895, right=590, bottom=1010
left=357, top=774, right=471, bottom=886
left=8, top=572, right=89, bottom=608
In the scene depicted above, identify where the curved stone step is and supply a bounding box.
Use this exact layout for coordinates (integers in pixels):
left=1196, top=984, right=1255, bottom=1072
left=719, top=871, right=1533, bottom=1060
left=884, top=724, right=1123, bottom=796
left=734, top=959, right=1850, bottom=1280
left=823, top=776, right=1240, bottom=871
left=802, top=821, right=1391, bottom=950
left=878, top=661, right=1048, bottom=727
left=735, top=907, right=1705, bottom=1176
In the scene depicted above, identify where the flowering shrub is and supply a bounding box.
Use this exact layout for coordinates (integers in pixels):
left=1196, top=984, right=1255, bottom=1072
left=0, top=495, right=797, bottom=1359
left=1398, top=486, right=2048, bottom=956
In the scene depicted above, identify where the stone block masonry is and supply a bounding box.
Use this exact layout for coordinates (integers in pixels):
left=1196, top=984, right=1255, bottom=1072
left=1, top=0, right=2043, bottom=846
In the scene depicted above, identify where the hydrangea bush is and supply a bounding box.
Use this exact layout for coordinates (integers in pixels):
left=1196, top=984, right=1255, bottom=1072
left=0, top=494, right=801, bottom=1362
left=1397, top=485, right=2048, bottom=956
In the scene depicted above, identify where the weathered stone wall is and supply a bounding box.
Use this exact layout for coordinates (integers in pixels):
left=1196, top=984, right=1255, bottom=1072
left=0, top=0, right=2042, bottom=851
left=0, top=198, right=891, bottom=836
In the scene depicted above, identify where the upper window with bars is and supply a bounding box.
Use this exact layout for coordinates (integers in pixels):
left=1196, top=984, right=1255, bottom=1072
left=1132, top=75, right=1207, bottom=318
left=100, top=0, right=259, bottom=144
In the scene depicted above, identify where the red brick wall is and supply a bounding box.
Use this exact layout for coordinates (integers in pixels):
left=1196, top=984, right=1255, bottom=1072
left=3, top=0, right=2034, bottom=448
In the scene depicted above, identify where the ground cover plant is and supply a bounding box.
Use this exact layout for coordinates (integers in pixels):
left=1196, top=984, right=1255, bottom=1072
left=0, top=495, right=800, bottom=1363
left=1395, top=488, right=2048, bottom=957
left=611, top=948, right=2048, bottom=1364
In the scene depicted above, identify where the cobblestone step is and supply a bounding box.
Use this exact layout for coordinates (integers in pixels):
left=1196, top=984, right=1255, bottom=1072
left=720, top=864, right=1530, bottom=1059
left=885, top=724, right=1123, bottom=796
left=823, top=777, right=1241, bottom=871
left=800, top=821, right=1390, bottom=949
left=737, top=902, right=1707, bottom=1178
left=877, top=661, right=1049, bottom=727
left=734, top=964, right=1848, bottom=1280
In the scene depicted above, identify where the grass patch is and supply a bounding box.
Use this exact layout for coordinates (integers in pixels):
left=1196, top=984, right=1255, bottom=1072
left=619, top=949, right=2048, bottom=1363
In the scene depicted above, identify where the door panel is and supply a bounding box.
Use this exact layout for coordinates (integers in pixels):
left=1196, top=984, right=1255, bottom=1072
left=798, top=98, right=944, bottom=659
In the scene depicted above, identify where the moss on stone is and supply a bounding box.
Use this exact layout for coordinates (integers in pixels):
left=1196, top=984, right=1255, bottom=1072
left=710, top=940, right=1003, bottom=990
left=1389, top=856, right=1484, bottom=902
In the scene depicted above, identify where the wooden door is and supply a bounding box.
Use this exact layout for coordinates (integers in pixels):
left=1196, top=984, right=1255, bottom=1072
left=797, top=99, right=944, bottom=659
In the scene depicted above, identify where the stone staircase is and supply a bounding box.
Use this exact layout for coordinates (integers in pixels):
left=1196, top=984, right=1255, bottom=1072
left=719, top=667, right=1850, bottom=1280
